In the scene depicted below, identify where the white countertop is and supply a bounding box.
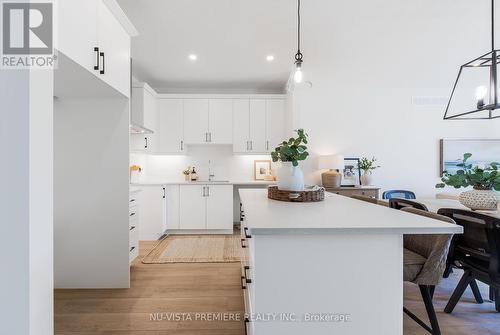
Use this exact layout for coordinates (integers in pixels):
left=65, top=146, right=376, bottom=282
left=130, top=180, right=276, bottom=187
left=239, top=189, right=463, bottom=235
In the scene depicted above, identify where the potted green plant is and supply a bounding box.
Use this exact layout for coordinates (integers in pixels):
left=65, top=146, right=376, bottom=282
left=271, top=129, right=309, bottom=191
left=436, top=153, right=500, bottom=210
left=358, top=156, right=380, bottom=186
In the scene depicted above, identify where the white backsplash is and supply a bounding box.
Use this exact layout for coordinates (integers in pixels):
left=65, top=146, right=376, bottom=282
left=131, top=145, right=276, bottom=182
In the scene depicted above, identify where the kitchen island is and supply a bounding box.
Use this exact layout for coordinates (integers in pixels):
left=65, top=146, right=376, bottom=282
left=238, top=189, right=462, bottom=335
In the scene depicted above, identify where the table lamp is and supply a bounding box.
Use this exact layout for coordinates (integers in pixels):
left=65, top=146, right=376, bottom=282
left=318, top=154, right=344, bottom=188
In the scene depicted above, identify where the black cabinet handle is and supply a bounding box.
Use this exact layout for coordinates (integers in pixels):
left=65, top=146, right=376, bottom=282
left=243, top=266, right=252, bottom=284
left=130, top=246, right=135, bottom=252
left=180, top=140, right=184, bottom=151
left=99, top=52, right=105, bottom=74
left=130, top=199, right=136, bottom=203
left=244, top=227, right=252, bottom=239
left=241, top=238, right=247, bottom=248
left=241, top=275, right=247, bottom=289
left=129, top=212, right=136, bottom=217
left=130, top=226, right=136, bottom=231
left=162, top=187, right=166, bottom=199
left=94, top=47, right=100, bottom=70
left=144, top=137, right=148, bottom=149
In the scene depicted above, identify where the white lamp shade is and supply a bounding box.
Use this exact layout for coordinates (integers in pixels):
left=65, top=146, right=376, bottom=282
left=318, top=155, right=345, bottom=170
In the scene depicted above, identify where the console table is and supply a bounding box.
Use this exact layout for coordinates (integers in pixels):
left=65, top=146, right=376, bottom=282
left=325, top=186, right=380, bottom=199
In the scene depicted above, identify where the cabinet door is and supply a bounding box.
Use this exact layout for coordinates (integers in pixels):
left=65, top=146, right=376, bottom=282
left=158, top=99, right=185, bottom=153
left=97, top=1, right=131, bottom=97
left=179, top=185, right=206, bottom=229
left=233, top=99, right=250, bottom=152
left=265, top=99, right=286, bottom=153
left=143, top=89, right=158, bottom=153
left=206, top=185, right=233, bottom=230
left=130, top=134, right=147, bottom=152
left=209, top=99, right=233, bottom=144
left=57, top=0, right=98, bottom=72
left=183, top=99, right=209, bottom=144
left=249, top=100, right=267, bottom=152
left=138, top=187, right=165, bottom=240
left=165, top=185, right=180, bottom=230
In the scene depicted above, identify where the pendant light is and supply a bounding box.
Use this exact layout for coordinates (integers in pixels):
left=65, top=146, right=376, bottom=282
left=293, top=0, right=304, bottom=83
left=444, top=0, right=500, bottom=120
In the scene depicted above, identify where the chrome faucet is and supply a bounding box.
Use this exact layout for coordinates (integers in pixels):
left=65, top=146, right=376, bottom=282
left=208, top=160, right=215, bottom=181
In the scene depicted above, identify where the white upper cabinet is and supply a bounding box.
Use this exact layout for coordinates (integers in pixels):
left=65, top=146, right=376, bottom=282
left=57, top=0, right=99, bottom=73
left=249, top=100, right=267, bottom=153
left=183, top=99, right=209, bottom=144
left=131, top=84, right=158, bottom=153
left=158, top=99, right=185, bottom=153
left=97, top=0, right=131, bottom=97
left=57, top=0, right=132, bottom=97
left=265, top=99, right=286, bottom=153
left=232, top=99, right=250, bottom=152
left=208, top=99, right=233, bottom=144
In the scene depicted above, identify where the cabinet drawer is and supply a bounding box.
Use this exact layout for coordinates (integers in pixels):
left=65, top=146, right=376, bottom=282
left=129, top=245, right=139, bottom=264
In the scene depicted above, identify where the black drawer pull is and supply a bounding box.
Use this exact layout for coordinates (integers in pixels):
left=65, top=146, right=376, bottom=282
left=130, top=226, right=136, bottom=231
left=241, top=238, right=247, bottom=248
left=244, top=317, right=250, bottom=335
left=244, top=227, right=252, bottom=239
left=130, top=212, right=136, bottom=217
left=244, top=266, right=252, bottom=284
left=241, top=275, right=247, bottom=289
left=130, top=199, right=136, bottom=203
left=130, top=246, right=135, bottom=252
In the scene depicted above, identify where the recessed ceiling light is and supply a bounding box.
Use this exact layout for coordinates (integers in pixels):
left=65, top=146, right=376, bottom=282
left=266, top=55, right=275, bottom=61
left=188, top=54, right=197, bottom=61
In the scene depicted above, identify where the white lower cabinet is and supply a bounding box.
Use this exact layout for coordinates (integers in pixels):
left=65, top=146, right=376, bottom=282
left=129, top=192, right=140, bottom=264
left=138, top=186, right=166, bottom=240
left=179, top=185, right=233, bottom=232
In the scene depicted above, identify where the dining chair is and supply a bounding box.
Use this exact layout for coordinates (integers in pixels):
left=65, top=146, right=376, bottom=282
left=389, top=198, right=429, bottom=211
left=437, top=208, right=500, bottom=313
left=350, top=194, right=378, bottom=204
left=382, top=190, right=416, bottom=200
left=400, top=207, right=456, bottom=335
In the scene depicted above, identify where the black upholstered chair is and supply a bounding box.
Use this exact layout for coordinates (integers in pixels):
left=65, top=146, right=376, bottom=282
left=383, top=190, right=416, bottom=200
left=389, top=198, right=429, bottom=211
left=437, top=208, right=500, bottom=313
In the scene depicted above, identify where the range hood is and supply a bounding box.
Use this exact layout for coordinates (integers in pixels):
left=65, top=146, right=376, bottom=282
left=129, top=123, right=153, bottom=134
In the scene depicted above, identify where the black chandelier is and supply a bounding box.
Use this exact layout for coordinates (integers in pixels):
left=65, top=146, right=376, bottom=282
left=444, top=0, right=500, bottom=120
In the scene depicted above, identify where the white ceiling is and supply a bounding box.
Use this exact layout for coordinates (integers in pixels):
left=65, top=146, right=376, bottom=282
left=117, top=0, right=297, bottom=93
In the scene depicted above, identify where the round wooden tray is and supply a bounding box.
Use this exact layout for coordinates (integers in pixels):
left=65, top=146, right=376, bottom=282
left=268, top=185, right=325, bottom=202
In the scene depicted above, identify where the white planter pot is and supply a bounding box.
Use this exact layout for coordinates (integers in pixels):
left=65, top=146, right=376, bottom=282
left=360, top=171, right=372, bottom=186
left=277, top=162, right=305, bottom=191
left=459, top=189, right=498, bottom=211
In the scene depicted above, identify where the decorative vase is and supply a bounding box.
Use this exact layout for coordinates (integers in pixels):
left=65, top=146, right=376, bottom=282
left=277, top=162, right=305, bottom=191
left=458, top=189, right=499, bottom=211
left=360, top=170, right=372, bottom=186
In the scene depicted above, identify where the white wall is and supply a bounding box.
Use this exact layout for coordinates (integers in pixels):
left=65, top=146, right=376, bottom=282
left=54, top=97, right=130, bottom=288
left=131, top=146, right=275, bottom=182
left=0, top=70, right=54, bottom=334
left=289, top=0, right=500, bottom=197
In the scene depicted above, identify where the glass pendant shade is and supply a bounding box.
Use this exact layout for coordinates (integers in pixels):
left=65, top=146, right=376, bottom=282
left=444, top=50, right=500, bottom=119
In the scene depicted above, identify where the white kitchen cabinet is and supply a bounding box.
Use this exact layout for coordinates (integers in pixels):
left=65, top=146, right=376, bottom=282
left=265, top=99, right=286, bottom=152
left=179, top=185, right=207, bottom=229
left=158, top=99, right=185, bottom=153
left=57, top=0, right=99, bottom=73
left=57, top=0, right=132, bottom=97
left=165, top=185, right=180, bottom=230
left=206, top=185, right=233, bottom=230
left=131, top=84, right=158, bottom=153
left=208, top=99, right=233, bottom=144
left=97, top=0, right=131, bottom=97
left=249, top=100, right=267, bottom=152
left=183, top=99, right=209, bottom=144
left=233, top=99, right=250, bottom=152
left=179, top=185, right=233, bottom=232
left=138, top=186, right=166, bottom=240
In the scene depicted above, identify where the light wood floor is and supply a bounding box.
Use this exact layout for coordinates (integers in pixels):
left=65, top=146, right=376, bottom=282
left=55, top=241, right=499, bottom=334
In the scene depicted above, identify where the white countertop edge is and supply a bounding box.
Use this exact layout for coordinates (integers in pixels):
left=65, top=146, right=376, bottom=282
left=130, top=181, right=276, bottom=186
left=246, top=226, right=464, bottom=235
